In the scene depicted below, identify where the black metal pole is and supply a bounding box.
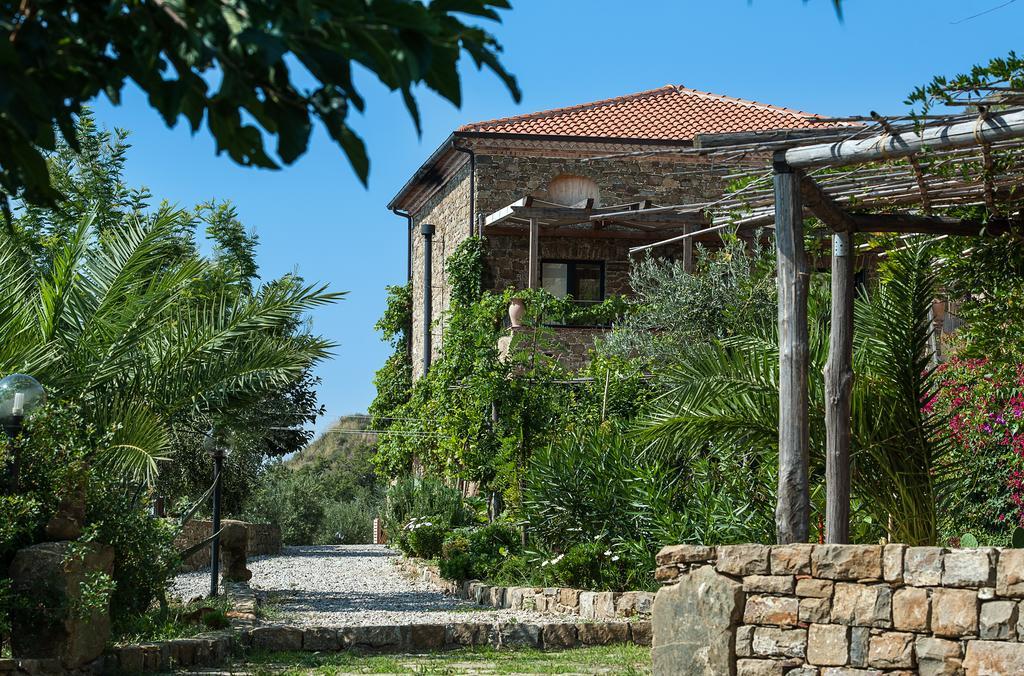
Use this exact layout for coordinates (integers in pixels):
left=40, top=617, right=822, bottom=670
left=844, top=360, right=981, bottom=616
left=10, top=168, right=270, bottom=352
left=421, top=222, right=434, bottom=375
left=210, top=450, right=222, bottom=597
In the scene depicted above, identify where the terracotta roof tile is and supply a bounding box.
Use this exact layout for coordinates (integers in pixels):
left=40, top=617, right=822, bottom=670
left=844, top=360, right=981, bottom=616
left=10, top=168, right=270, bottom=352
left=458, top=84, right=839, bottom=141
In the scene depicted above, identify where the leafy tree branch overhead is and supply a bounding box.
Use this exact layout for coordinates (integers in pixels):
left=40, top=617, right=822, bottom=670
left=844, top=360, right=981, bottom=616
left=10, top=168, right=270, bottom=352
left=0, top=0, right=521, bottom=208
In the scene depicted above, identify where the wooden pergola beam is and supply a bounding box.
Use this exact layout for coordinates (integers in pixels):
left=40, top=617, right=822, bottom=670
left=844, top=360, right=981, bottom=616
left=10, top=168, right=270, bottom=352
left=784, top=108, right=1024, bottom=169
left=800, top=174, right=859, bottom=232
left=824, top=230, right=854, bottom=544
left=850, top=213, right=1016, bottom=236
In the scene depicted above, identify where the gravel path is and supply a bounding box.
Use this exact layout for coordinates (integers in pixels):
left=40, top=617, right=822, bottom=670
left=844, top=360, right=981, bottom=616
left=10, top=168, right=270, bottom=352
left=170, top=544, right=566, bottom=627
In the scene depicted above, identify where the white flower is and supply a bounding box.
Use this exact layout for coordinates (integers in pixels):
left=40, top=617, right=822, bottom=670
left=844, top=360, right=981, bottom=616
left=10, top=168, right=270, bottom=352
left=604, top=550, right=612, bottom=556
left=553, top=554, right=564, bottom=564
left=611, top=555, right=620, bottom=562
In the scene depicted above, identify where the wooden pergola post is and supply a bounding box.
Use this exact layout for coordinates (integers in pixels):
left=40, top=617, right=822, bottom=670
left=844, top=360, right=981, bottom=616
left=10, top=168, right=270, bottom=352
left=824, top=230, right=855, bottom=543
left=682, top=224, right=694, bottom=273
left=527, top=217, right=539, bottom=289
left=773, top=155, right=810, bottom=544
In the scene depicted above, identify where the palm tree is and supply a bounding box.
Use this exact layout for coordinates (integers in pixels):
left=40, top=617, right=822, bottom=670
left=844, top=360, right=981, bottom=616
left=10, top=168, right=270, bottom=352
left=0, top=208, right=342, bottom=482
left=638, top=244, right=954, bottom=545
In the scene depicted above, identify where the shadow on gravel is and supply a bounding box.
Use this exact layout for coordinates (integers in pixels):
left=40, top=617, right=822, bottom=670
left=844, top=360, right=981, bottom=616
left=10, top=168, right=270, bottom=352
left=255, top=587, right=474, bottom=614
left=277, top=545, right=397, bottom=559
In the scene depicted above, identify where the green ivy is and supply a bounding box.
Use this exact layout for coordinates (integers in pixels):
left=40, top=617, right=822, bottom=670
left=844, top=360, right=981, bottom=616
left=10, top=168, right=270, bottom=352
left=369, top=236, right=647, bottom=504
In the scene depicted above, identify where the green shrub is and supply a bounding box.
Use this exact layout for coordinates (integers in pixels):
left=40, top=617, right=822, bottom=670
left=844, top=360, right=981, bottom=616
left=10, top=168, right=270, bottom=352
left=406, top=521, right=448, bottom=559
left=437, top=522, right=520, bottom=582
left=318, top=493, right=378, bottom=544
left=380, top=475, right=475, bottom=542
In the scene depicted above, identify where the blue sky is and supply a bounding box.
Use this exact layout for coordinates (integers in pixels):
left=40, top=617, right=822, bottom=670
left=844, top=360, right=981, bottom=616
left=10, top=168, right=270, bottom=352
left=91, top=0, right=1022, bottom=431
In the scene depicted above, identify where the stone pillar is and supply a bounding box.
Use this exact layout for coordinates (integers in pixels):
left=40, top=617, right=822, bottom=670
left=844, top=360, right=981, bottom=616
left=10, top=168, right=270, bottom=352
left=8, top=541, right=114, bottom=669
left=652, top=565, right=744, bottom=676
left=219, top=519, right=252, bottom=582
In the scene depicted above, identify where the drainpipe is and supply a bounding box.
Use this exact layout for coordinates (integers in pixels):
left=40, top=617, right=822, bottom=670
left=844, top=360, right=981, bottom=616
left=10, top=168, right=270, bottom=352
left=421, top=222, right=435, bottom=374
left=452, top=142, right=476, bottom=236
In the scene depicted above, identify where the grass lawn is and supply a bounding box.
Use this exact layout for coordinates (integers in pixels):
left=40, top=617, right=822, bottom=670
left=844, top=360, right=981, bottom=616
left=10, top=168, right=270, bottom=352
left=232, top=644, right=652, bottom=675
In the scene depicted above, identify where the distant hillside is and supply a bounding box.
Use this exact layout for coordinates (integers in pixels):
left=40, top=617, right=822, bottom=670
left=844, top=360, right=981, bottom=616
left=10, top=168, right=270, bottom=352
left=287, top=415, right=378, bottom=470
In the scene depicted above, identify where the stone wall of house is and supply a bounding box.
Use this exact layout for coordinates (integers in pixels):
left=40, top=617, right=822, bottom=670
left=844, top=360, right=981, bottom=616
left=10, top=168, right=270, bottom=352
left=175, top=520, right=281, bottom=571
left=505, top=325, right=609, bottom=373
left=409, top=163, right=472, bottom=379
left=652, top=542, right=1024, bottom=675
left=406, top=149, right=734, bottom=380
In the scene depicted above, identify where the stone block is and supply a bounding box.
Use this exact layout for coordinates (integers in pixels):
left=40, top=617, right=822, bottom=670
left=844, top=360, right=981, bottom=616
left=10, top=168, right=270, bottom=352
left=506, top=587, right=527, bottom=610
left=534, top=595, right=550, bottom=612
left=848, top=627, right=870, bottom=668
left=883, top=544, right=907, bottom=584
left=630, top=621, right=652, bottom=646
left=446, top=623, right=488, bottom=646
left=800, top=597, right=832, bottom=624
left=655, top=564, right=681, bottom=584
left=8, top=541, right=115, bottom=669
left=303, top=627, right=341, bottom=651
left=831, top=583, right=892, bottom=627
left=578, top=622, right=629, bottom=646
left=979, top=600, right=1017, bottom=640
left=117, top=646, right=145, bottom=674
left=892, top=586, right=930, bottom=632
left=751, top=626, right=807, bottom=658
left=736, top=658, right=793, bottom=676
left=717, top=544, right=771, bottom=576
left=487, top=586, right=506, bottom=608
left=616, top=591, right=654, bottom=617
left=807, top=623, right=849, bottom=666
left=867, top=631, right=914, bottom=669
left=904, top=547, right=945, bottom=586
left=592, top=591, right=618, bottom=619
left=812, top=545, right=883, bottom=581
left=996, top=549, right=1024, bottom=597
left=963, top=640, right=1024, bottom=675
left=979, top=587, right=996, bottom=600
left=494, top=623, right=541, bottom=648
left=736, top=625, right=755, bottom=658
left=915, top=636, right=963, bottom=676
left=652, top=565, right=744, bottom=676
left=251, top=626, right=303, bottom=651
left=931, top=588, right=979, bottom=638
left=943, top=548, right=996, bottom=587
left=579, top=591, right=597, bottom=618
left=797, top=578, right=834, bottom=598
left=656, top=544, right=716, bottom=566
left=409, top=624, right=446, bottom=650
left=744, top=595, right=800, bottom=626
left=771, top=544, right=814, bottom=575
left=558, top=588, right=581, bottom=609
left=541, top=623, right=577, bottom=649
left=344, top=625, right=407, bottom=651
left=475, top=584, right=491, bottom=605
left=743, top=575, right=796, bottom=595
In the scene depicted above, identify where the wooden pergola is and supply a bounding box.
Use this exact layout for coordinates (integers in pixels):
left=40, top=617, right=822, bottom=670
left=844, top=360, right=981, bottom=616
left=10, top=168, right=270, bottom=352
left=481, top=196, right=720, bottom=286
left=612, top=101, right=1024, bottom=544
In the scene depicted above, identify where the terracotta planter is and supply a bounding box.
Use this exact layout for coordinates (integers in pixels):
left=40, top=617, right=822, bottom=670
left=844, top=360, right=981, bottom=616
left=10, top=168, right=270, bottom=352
left=508, top=297, right=526, bottom=328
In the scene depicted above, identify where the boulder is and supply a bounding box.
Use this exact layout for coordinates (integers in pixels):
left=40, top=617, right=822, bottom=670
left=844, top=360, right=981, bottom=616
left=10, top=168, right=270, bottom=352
left=219, top=520, right=252, bottom=582
left=8, top=541, right=114, bottom=669
left=652, top=565, right=744, bottom=676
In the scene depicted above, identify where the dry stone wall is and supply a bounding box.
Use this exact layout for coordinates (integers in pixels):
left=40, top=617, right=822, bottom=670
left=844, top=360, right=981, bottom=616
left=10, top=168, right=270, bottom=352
left=175, top=519, right=281, bottom=571
left=653, top=543, right=1024, bottom=675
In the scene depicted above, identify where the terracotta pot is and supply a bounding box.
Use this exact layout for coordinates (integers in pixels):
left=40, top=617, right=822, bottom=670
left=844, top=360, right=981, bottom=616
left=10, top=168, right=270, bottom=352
left=508, top=297, right=526, bottom=328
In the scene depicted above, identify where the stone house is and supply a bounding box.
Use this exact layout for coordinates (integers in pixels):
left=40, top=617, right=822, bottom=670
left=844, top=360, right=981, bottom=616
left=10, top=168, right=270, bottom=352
left=387, top=85, right=841, bottom=379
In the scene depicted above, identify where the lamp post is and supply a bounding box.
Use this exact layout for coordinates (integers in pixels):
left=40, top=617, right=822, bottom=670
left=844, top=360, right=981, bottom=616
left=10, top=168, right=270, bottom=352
left=0, top=374, right=46, bottom=490
left=204, top=428, right=229, bottom=597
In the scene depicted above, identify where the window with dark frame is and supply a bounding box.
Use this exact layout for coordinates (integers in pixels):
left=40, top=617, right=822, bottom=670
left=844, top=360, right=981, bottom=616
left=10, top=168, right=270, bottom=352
left=540, top=259, right=605, bottom=303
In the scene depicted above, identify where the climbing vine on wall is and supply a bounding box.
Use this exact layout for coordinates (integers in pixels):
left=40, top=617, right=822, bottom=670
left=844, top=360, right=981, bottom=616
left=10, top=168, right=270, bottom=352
left=368, top=236, right=649, bottom=504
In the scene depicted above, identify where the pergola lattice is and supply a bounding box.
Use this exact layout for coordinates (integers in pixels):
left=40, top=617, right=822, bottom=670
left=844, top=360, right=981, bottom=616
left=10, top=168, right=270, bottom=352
left=601, top=97, right=1024, bottom=545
